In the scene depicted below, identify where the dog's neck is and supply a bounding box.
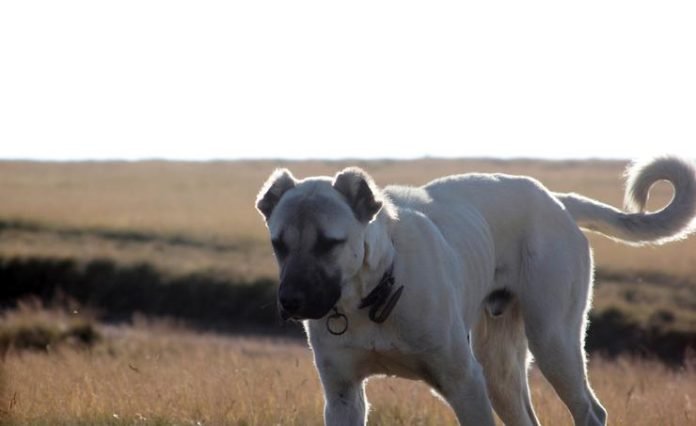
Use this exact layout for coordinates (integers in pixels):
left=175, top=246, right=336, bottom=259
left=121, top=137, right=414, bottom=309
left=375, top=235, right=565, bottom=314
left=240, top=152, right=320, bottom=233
left=336, top=215, right=397, bottom=314
left=362, top=211, right=397, bottom=292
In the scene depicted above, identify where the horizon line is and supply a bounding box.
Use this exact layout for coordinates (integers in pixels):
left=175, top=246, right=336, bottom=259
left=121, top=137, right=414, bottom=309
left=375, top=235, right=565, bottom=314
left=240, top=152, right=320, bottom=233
left=0, top=155, right=651, bottom=164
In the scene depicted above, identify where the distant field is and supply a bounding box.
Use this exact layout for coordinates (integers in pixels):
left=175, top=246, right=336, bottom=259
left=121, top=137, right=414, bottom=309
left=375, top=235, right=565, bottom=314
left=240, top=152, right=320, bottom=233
left=1, top=315, right=694, bottom=426
left=0, top=159, right=694, bottom=279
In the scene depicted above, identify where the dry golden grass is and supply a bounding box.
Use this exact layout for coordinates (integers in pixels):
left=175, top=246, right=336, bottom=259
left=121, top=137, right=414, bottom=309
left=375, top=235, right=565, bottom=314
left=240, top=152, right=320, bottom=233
left=1, top=320, right=695, bottom=426
left=0, top=227, right=275, bottom=282
left=0, top=302, right=100, bottom=356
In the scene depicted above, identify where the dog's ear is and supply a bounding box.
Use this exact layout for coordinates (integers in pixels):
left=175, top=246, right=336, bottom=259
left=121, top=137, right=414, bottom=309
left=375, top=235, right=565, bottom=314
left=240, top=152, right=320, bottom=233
left=256, top=169, right=296, bottom=220
left=333, top=167, right=383, bottom=223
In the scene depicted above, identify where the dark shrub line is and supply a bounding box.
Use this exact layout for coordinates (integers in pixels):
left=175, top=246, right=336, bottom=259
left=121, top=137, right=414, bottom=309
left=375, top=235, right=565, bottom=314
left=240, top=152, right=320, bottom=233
left=1, top=256, right=694, bottom=365
left=0, top=257, right=302, bottom=337
left=586, top=308, right=696, bottom=366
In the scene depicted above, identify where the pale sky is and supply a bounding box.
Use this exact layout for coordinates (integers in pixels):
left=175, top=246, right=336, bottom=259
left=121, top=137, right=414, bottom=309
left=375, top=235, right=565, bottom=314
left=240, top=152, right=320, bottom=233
left=1, top=1, right=695, bottom=161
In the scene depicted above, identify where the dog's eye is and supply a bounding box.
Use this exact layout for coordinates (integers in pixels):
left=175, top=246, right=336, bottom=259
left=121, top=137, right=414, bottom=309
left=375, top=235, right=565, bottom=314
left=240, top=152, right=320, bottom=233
left=271, top=238, right=289, bottom=258
left=314, top=235, right=346, bottom=256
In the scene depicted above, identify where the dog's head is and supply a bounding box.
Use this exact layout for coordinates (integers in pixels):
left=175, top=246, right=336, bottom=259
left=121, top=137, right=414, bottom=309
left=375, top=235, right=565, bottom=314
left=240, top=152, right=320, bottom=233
left=256, top=167, right=384, bottom=320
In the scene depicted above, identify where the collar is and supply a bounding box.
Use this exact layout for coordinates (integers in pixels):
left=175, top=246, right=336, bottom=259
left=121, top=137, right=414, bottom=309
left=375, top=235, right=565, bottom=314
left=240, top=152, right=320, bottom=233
left=326, top=264, right=404, bottom=335
left=358, top=264, right=404, bottom=323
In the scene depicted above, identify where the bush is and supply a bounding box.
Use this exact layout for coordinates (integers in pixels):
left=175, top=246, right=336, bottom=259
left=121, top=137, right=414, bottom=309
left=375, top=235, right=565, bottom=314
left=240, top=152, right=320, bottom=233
left=0, top=257, right=297, bottom=336
left=0, top=304, right=101, bottom=354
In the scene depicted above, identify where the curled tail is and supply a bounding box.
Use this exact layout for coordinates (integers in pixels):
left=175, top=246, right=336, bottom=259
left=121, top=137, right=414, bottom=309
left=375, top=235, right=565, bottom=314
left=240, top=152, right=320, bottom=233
left=555, top=156, right=696, bottom=245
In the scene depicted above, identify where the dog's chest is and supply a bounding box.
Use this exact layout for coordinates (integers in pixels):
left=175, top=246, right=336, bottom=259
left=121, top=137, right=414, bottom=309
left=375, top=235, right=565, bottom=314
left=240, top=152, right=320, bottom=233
left=343, top=330, right=435, bottom=382
left=358, top=348, right=427, bottom=381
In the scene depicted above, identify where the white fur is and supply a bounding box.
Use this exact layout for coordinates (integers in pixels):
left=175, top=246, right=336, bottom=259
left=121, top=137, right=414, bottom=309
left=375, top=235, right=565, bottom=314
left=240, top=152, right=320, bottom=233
left=258, top=157, right=696, bottom=426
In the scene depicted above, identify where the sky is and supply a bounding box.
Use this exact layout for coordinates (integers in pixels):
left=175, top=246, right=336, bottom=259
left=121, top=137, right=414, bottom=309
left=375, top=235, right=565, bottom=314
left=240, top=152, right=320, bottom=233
left=1, top=1, right=695, bottom=161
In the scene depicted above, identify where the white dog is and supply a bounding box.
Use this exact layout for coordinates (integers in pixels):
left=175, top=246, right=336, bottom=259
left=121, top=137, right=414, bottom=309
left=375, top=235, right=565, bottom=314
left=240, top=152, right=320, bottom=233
left=255, top=157, right=696, bottom=426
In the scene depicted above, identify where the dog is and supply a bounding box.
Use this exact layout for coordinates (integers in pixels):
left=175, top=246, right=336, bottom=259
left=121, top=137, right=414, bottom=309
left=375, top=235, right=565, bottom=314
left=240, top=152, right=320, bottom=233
left=255, top=157, right=696, bottom=426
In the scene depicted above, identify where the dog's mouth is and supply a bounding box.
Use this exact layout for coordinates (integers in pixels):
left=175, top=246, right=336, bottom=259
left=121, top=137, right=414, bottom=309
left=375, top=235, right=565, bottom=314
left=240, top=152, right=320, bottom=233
left=277, top=292, right=340, bottom=322
left=277, top=272, right=342, bottom=321
left=279, top=304, right=335, bottom=321
left=279, top=307, right=301, bottom=321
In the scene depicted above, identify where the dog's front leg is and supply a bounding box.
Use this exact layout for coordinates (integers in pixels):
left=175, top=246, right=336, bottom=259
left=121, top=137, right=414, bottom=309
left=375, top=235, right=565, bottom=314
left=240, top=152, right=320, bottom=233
left=424, top=332, right=496, bottom=426
left=314, top=351, right=367, bottom=426
left=321, top=376, right=367, bottom=426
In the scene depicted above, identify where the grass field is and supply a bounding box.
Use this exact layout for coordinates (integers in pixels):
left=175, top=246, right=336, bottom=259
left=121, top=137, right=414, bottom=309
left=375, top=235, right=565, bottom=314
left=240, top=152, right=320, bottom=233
left=1, top=307, right=695, bottom=426
left=1, top=158, right=696, bottom=425
left=1, top=159, right=694, bottom=280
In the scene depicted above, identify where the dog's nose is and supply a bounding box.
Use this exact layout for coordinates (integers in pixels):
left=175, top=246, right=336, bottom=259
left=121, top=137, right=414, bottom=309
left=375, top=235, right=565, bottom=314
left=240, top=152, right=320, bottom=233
left=279, top=286, right=304, bottom=316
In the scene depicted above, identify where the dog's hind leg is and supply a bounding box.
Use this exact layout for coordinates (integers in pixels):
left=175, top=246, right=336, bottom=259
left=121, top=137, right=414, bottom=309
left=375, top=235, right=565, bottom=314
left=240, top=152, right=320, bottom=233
left=519, top=238, right=607, bottom=426
left=474, top=300, right=540, bottom=426
left=524, top=318, right=606, bottom=426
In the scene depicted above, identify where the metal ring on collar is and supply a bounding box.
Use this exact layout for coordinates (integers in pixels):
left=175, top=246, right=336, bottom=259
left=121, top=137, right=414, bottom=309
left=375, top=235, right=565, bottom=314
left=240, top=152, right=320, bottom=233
left=326, top=308, right=348, bottom=335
